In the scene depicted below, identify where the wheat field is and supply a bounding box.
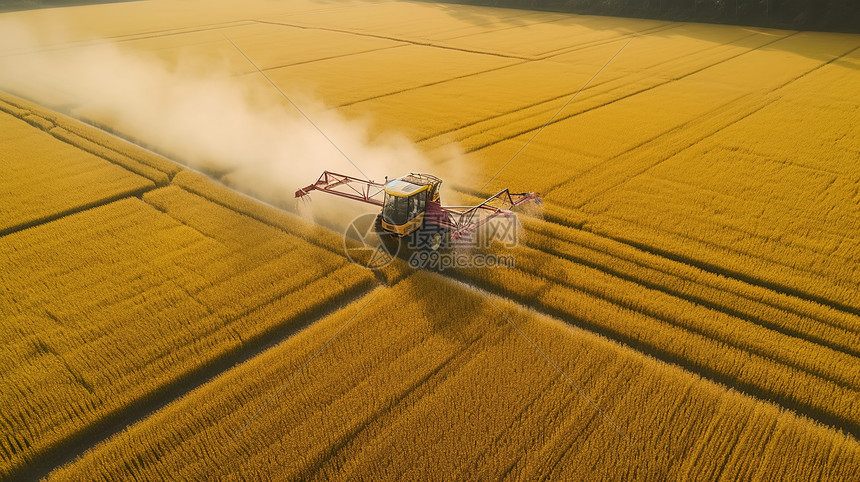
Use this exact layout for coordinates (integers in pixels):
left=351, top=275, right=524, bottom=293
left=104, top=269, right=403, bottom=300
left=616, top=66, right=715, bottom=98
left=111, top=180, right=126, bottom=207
left=0, top=0, right=858, bottom=479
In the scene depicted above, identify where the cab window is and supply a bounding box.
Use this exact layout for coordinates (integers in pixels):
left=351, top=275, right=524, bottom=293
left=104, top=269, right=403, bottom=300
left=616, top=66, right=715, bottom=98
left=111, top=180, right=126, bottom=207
left=409, top=192, right=425, bottom=220
left=382, top=193, right=408, bottom=225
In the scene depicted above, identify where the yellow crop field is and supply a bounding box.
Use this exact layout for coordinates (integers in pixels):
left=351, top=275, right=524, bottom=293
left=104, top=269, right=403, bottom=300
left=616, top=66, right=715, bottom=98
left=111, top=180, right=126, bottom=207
left=0, top=186, right=376, bottom=477
left=0, top=106, right=155, bottom=235
left=46, top=274, right=860, bottom=480
left=1, top=0, right=858, bottom=479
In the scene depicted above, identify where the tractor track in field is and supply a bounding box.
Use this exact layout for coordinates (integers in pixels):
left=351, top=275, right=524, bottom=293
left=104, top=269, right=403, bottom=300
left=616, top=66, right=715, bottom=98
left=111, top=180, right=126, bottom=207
left=252, top=19, right=534, bottom=60
left=232, top=20, right=683, bottom=113
left=410, top=28, right=766, bottom=145
left=559, top=42, right=860, bottom=209
left=449, top=246, right=860, bottom=395
left=519, top=229, right=860, bottom=356
left=441, top=271, right=860, bottom=441
left=539, top=359, right=642, bottom=474
left=592, top=203, right=857, bottom=288
left=451, top=30, right=800, bottom=155
left=302, top=315, right=513, bottom=479
left=533, top=228, right=860, bottom=336
left=337, top=58, right=530, bottom=108
left=525, top=260, right=860, bottom=391
left=515, top=238, right=860, bottom=361
left=456, top=181, right=860, bottom=322
left=10, top=276, right=381, bottom=482
left=249, top=44, right=407, bottom=72
left=248, top=12, right=643, bottom=75
left=453, top=351, right=636, bottom=479
left=548, top=201, right=860, bottom=316
left=573, top=212, right=860, bottom=317
left=336, top=22, right=684, bottom=111
left=0, top=20, right=258, bottom=59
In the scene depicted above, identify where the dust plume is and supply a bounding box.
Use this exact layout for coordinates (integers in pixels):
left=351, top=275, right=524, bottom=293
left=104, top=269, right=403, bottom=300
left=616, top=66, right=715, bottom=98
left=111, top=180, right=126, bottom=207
left=0, top=17, right=461, bottom=226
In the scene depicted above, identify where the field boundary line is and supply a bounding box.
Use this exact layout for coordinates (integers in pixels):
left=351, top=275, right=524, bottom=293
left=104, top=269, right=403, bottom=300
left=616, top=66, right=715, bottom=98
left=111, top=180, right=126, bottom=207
left=530, top=23, right=678, bottom=59
left=0, top=185, right=155, bottom=238
left=207, top=286, right=384, bottom=478
left=415, top=28, right=761, bottom=144
left=569, top=41, right=860, bottom=208
left=16, top=277, right=380, bottom=482
left=442, top=271, right=860, bottom=441
left=461, top=31, right=798, bottom=155
left=479, top=35, right=636, bottom=190
left=0, top=20, right=257, bottom=59
left=438, top=11, right=577, bottom=42
left=518, top=228, right=860, bottom=356
left=562, top=95, right=776, bottom=204
left=248, top=44, right=407, bottom=72
left=538, top=205, right=860, bottom=318
left=342, top=23, right=683, bottom=112
left=335, top=59, right=528, bottom=108
left=479, top=243, right=860, bottom=391
left=252, top=19, right=533, bottom=60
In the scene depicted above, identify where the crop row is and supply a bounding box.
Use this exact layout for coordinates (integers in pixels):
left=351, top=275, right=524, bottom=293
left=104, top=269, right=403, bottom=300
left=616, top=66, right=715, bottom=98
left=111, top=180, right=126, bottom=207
left=0, top=107, right=154, bottom=234
left=458, top=190, right=859, bottom=347
left=0, top=93, right=178, bottom=185
left=448, top=240, right=860, bottom=436
left=539, top=35, right=860, bottom=312
left=520, top=216, right=860, bottom=357
left=47, top=272, right=860, bottom=480
left=0, top=185, right=375, bottom=478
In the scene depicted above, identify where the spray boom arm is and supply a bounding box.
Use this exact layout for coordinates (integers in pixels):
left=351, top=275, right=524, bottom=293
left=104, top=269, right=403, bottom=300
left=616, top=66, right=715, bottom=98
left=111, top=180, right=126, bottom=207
left=295, top=171, right=385, bottom=206
left=296, top=171, right=541, bottom=240
left=437, top=189, right=542, bottom=239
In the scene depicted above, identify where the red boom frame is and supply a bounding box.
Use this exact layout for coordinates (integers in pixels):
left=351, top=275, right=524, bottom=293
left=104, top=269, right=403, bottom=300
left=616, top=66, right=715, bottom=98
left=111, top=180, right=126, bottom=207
left=296, top=171, right=541, bottom=239
left=295, top=171, right=385, bottom=206
left=432, top=189, right=542, bottom=240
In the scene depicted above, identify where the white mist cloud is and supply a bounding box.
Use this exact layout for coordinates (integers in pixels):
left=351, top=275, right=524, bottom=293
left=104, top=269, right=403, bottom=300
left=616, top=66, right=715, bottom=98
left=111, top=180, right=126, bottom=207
left=0, top=18, right=461, bottom=224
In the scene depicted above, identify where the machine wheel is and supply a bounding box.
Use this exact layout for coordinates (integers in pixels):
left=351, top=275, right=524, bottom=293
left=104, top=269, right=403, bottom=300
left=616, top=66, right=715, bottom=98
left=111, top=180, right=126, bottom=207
left=414, top=226, right=450, bottom=252
left=428, top=231, right=444, bottom=252
left=373, top=215, right=401, bottom=256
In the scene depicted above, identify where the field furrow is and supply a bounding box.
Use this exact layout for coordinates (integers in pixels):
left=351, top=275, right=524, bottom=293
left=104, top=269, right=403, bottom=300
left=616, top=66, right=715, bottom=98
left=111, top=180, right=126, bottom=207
left=521, top=220, right=860, bottom=354
left=0, top=184, right=376, bottom=479
left=444, top=251, right=860, bottom=437
left=0, top=109, right=155, bottom=235
left=45, top=273, right=860, bottom=480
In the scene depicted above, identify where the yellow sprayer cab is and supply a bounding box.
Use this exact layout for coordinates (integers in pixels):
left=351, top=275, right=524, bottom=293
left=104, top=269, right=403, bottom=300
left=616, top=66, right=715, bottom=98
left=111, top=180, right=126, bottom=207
left=379, top=174, right=442, bottom=236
